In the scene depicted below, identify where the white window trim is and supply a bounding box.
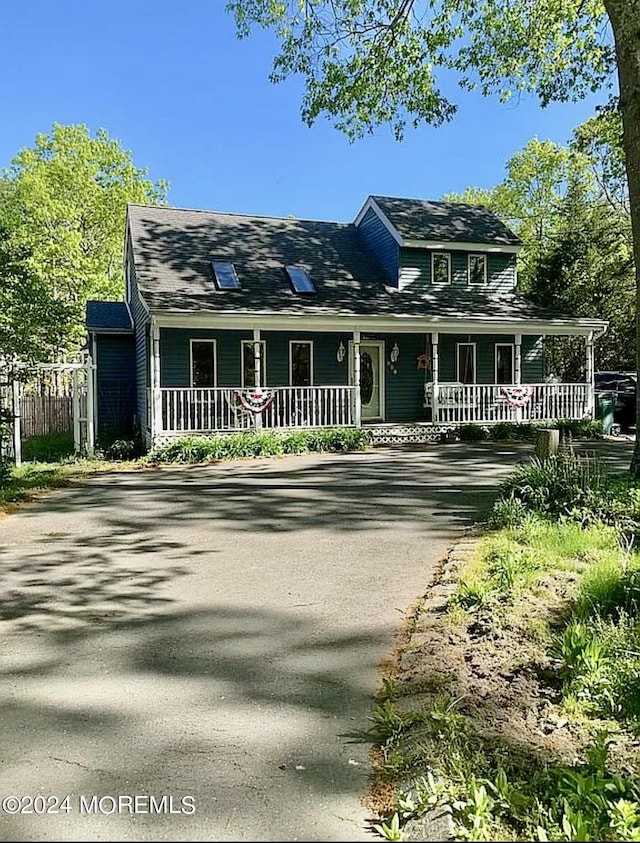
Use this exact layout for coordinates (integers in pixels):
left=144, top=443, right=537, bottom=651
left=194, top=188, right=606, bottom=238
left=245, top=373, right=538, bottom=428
left=189, top=339, right=217, bottom=388
left=495, top=343, right=515, bottom=384
left=456, top=342, right=477, bottom=384
left=468, top=253, right=488, bottom=286
left=241, top=340, right=267, bottom=388
left=289, top=340, right=314, bottom=386
left=431, top=251, right=452, bottom=285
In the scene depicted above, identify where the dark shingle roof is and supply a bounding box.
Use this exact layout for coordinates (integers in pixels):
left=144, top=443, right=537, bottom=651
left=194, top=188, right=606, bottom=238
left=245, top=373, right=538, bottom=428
left=371, top=195, right=521, bottom=246
left=126, top=204, right=600, bottom=329
left=86, top=301, right=133, bottom=332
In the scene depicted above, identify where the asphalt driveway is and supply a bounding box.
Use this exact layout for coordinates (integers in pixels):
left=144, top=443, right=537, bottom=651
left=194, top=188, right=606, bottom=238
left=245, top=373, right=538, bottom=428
left=0, top=439, right=633, bottom=841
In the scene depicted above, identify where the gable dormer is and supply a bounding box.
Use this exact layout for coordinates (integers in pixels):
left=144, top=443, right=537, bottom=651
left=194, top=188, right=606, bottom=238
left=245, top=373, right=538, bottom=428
left=354, top=195, right=521, bottom=292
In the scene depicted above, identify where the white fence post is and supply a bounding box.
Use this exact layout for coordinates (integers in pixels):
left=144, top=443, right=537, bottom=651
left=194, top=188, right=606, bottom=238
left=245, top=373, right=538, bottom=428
left=72, top=369, right=81, bottom=454
left=85, top=355, right=95, bottom=456
left=12, top=380, right=21, bottom=466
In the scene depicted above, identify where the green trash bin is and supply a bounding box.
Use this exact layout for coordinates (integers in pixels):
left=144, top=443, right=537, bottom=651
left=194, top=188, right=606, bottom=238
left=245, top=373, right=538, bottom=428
left=595, top=390, right=617, bottom=435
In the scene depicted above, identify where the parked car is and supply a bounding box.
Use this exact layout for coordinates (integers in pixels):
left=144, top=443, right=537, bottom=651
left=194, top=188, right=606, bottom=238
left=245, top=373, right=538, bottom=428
left=595, top=371, right=637, bottom=433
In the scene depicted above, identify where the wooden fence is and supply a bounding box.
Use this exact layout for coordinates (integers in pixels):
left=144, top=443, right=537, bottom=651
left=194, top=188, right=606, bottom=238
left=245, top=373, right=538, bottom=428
left=19, top=393, right=73, bottom=440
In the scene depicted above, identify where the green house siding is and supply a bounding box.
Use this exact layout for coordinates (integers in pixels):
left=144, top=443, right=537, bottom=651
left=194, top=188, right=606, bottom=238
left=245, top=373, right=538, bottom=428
left=160, top=329, right=351, bottom=388
left=438, top=334, right=544, bottom=383
left=382, top=333, right=429, bottom=422
left=356, top=207, right=400, bottom=284
left=160, top=328, right=252, bottom=387
left=260, top=332, right=351, bottom=386
left=399, top=248, right=516, bottom=292
left=156, top=328, right=545, bottom=423
left=126, top=237, right=150, bottom=428
left=95, top=334, right=136, bottom=435
left=522, top=335, right=544, bottom=382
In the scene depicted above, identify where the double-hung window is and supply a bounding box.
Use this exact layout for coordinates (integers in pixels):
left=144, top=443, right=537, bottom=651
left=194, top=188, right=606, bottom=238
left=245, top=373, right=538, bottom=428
left=290, top=341, right=313, bottom=386
left=468, top=254, right=487, bottom=286
left=431, top=252, right=451, bottom=285
left=190, top=340, right=217, bottom=387
left=495, top=344, right=515, bottom=385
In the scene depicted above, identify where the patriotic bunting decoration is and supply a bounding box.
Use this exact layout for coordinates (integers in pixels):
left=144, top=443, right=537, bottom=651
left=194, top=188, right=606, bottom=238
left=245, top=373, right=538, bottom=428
left=232, top=389, right=276, bottom=414
left=500, top=386, right=534, bottom=407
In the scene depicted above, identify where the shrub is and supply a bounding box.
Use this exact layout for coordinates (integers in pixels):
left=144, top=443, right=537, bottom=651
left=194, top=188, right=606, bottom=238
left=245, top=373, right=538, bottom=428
left=487, top=495, right=530, bottom=529
left=458, top=423, right=487, bottom=442
left=22, top=432, right=75, bottom=462
left=149, top=427, right=369, bottom=463
left=555, top=418, right=604, bottom=439
left=0, top=457, right=11, bottom=490
left=103, top=438, right=144, bottom=461
left=500, top=452, right=608, bottom=518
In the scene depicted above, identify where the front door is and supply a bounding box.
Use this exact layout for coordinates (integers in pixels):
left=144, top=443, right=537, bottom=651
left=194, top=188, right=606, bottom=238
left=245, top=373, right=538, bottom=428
left=358, top=342, right=384, bottom=420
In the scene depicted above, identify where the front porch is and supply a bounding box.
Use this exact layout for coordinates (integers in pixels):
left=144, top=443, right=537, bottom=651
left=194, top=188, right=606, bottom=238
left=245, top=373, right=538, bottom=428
left=144, top=320, right=600, bottom=446
left=152, top=381, right=591, bottom=437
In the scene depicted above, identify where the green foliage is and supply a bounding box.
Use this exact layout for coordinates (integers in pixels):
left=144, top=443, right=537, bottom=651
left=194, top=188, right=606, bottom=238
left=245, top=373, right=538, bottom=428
left=149, top=428, right=369, bottom=463
left=103, top=438, right=144, bottom=461
left=22, top=432, right=75, bottom=463
left=500, top=453, right=608, bottom=518
left=458, top=423, right=487, bottom=442
left=373, top=812, right=404, bottom=841
left=227, top=1, right=613, bottom=141
left=0, top=407, right=13, bottom=489
left=446, top=138, right=588, bottom=291
left=487, top=495, right=530, bottom=529
left=0, top=231, right=71, bottom=363
left=0, top=123, right=168, bottom=356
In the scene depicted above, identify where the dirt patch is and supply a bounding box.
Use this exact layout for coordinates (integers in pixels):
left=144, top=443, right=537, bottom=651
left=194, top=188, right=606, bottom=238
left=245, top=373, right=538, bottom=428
left=369, top=531, right=640, bottom=817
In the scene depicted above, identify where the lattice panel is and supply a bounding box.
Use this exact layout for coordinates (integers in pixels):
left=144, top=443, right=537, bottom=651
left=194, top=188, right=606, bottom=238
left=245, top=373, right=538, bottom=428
left=366, top=425, right=456, bottom=446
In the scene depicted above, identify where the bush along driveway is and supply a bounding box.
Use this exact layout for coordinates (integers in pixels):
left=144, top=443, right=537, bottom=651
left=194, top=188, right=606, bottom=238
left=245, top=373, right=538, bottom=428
left=369, top=444, right=640, bottom=842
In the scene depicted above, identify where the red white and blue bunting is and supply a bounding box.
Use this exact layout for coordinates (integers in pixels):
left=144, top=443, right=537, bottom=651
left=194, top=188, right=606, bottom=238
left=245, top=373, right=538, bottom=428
left=500, top=386, right=534, bottom=408
left=232, top=389, right=276, bottom=414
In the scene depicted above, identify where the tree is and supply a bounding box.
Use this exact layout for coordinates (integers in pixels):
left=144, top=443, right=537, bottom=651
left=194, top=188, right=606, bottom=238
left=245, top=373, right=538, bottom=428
left=445, top=138, right=588, bottom=291
left=0, top=124, right=168, bottom=356
left=0, top=230, right=71, bottom=364
left=529, top=181, right=635, bottom=379
left=445, top=115, right=635, bottom=378
left=227, top=0, right=640, bottom=471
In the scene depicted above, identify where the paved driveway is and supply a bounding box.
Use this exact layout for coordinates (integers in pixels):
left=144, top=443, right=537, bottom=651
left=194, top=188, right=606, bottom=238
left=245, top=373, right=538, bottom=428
left=0, top=440, right=633, bottom=841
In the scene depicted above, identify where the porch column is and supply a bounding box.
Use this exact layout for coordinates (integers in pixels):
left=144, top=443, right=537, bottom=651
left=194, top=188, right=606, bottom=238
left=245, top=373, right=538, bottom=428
left=152, top=321, right=162, bottom=440
left=514, top=335, right=522, bottom=385
left=514, top=335, right=523, bottom=423
left=353, top=329, right=361, bottom=427
left=431, top=332, right=440, bottom=424
left=585, top=331, right=595, bottom=417
left=253, top=327, right=263, bottom=430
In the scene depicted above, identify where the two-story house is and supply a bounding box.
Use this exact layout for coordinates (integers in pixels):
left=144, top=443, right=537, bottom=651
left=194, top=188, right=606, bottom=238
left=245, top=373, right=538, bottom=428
left=86, top=195, right=608, bottom=448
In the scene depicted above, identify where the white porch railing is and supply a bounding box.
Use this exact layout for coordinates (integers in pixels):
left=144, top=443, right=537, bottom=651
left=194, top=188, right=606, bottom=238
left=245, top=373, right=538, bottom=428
left=160, top=386, right=356, bottom=433
left=424, top=383, right=589, bottom=424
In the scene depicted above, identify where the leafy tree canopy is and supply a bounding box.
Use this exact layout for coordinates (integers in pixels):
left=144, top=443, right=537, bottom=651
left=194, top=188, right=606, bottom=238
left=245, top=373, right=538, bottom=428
left=228, top=0, right=615, bottom=139
left=0, top=123, right=168, bottom=358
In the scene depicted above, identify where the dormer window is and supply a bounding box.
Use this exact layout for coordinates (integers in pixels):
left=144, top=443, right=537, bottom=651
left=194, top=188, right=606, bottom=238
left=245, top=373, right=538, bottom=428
left=286, top=265, right=316, bottom=294
left=211, top=261, right=241, bottom=290
left=432, top=252, right=451, bottom=285
left=468, top=254, right=487, bottom=286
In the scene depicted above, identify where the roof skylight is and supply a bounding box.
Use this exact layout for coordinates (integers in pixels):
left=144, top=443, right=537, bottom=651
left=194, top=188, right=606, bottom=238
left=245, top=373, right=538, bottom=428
left=211, top=261, right=240, bottom=290
left=286, top=265, right=316, bottom=294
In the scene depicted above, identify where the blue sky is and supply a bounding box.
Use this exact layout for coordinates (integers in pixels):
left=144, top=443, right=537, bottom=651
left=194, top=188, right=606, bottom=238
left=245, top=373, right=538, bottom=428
left=1, top=0, right=610, bottom=222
